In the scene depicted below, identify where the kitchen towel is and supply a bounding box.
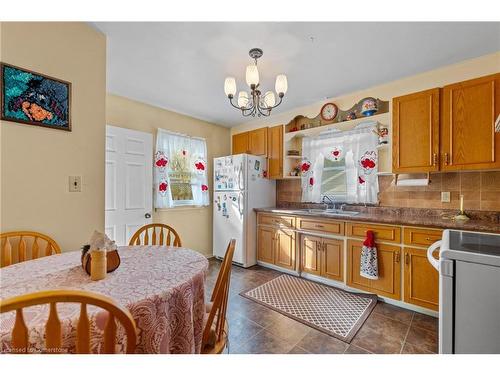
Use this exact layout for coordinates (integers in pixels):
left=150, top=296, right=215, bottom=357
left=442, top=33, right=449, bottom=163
left=360, top=230, right=379, bottom=280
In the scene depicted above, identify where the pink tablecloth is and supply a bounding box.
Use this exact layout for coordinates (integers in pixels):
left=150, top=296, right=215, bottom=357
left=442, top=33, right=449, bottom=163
left=0, top=246, right=208, bottom=354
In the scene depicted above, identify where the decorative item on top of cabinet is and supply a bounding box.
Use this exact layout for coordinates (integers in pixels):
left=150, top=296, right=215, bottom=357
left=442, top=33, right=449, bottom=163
left=267, top=125, right=284, bottom=179
left=441, top=73, right=500, bottom=171
left=392, top=88, right=440, bottom=173
left=347, top=239, right=401, bottom=300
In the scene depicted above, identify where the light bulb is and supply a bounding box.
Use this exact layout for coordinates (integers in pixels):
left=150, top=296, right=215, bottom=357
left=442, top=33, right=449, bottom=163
left=224, top=77, right=236, bottom=97
left=263, top=91, right=276, bottom=108
left=275, top=74, right=288, bottom=95
left=245, top=64, right=259, bottom=87
left=237, top=91, right=249, bottom=108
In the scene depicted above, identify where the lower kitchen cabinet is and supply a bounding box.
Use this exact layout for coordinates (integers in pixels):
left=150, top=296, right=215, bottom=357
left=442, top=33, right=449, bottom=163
left=403, top=247, right=439, bottom=311
left=300, top=235, right=343, bottom=281
left=257, top=225, right=296, bottom=270
left=347, top=240, right=401, bottom=300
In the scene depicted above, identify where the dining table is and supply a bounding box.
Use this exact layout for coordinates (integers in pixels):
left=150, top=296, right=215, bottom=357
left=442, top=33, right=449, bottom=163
left=0, top=245, right=209, bottom=354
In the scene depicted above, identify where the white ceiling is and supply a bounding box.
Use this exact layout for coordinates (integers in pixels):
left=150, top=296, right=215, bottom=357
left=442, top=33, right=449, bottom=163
left=93, top=22, right=500, bottom=127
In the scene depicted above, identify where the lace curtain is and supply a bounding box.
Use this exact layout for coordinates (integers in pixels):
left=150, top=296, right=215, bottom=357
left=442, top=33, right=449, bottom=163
left=154, top=129, right=209, bottom=208
left=301, top=123, right=379, bottom=204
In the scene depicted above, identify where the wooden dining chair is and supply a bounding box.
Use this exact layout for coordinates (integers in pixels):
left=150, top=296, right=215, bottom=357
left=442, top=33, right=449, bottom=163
left=0, top=289, right=137, bottom=354
left=201, top=239, right=236, bottom=354
left=1, top=231, right=61, bottom=268
left=128, top=224, right=182, bottom=247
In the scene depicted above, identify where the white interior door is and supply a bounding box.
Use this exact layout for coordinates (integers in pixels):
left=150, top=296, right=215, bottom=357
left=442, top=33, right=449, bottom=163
left=105, top=125, right=153, bottom=245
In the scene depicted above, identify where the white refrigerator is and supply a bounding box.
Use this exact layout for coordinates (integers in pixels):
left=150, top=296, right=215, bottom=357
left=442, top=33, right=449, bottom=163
left=213, top=154, right=276, bottom=267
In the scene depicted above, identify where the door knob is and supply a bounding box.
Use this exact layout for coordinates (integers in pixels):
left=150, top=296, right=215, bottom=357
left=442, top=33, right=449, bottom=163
left=145, top=213, right=151, bottom=219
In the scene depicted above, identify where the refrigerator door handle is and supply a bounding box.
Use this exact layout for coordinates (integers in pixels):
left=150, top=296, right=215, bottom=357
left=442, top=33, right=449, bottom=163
left=238, top=192, right=244, bottom=217
left=238, top=165, right=243, bottom=190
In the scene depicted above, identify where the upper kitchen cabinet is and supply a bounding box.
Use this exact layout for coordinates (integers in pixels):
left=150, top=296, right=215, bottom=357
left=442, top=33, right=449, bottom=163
left=392, top=88, right=440, bottom=173
left=232, top=132, right=249, bottom=154
left=232, top=127, right=268, bottom=156
left=267, top=125, right=284, bottom=179
left=441, top=73, right=500, bottom=171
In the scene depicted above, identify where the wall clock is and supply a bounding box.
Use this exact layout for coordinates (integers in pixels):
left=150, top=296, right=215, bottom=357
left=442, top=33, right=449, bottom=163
left=320, top=102, right=338, bottom=121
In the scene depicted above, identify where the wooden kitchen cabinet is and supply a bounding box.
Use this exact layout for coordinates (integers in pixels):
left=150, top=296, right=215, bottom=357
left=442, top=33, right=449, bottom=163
left=232, top=132, right=249, bottom=155
left=267, top=125, right=283, bottom=179
left=249, top=127, right=268, bottom=156
left=441, top=73, right=500, bottom=170
left=403, top=247, right=439, bottom=311
left=232, top=127, right=268, bottom=156
left=275, top=229, right=296, bottom=270
left=301, top=234, right=322, bottom=276
left=300, top=235, right=344, bottom=281
left=392, top=88, right=440, bottom=173
left=347, top=240, right=401, bottom=300
left=257, top=225, right=275, bottom=264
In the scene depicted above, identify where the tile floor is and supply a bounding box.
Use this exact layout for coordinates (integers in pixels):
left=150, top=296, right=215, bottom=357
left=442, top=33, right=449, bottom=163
left=206, top=259, right=438, bottom=354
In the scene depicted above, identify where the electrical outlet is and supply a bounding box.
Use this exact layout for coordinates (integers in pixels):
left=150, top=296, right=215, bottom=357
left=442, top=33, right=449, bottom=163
left=69, top=176, right=82, bottom=192
left=441, top=191, right=451, bottom=203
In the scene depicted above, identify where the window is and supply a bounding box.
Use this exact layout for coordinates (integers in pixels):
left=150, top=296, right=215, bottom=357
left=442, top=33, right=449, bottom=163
left=154, top=129, right=209, bottom=208
left=320, top=157, right=347, bottom=202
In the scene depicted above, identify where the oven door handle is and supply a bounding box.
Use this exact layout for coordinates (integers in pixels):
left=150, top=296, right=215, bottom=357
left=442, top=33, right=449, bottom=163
left=427, top=240, right=442, bottom=271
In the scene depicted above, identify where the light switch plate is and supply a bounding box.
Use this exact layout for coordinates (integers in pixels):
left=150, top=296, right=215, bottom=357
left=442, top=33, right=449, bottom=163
left=69, top=176, right=82, bottom=192
left=441, top=191, right=451, bottom=203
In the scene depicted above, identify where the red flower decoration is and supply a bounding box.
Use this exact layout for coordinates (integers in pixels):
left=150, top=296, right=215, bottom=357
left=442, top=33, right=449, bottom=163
left=201, top=184, right=208, bottom=192
left=195, top=162, right=205, bottom=171
left=159, top=182, right=168, bottom=191
left=358, top=176, right=365, bottom=184
left=155, top=158, right=168, bottom=167
left=360, top=158, right=376, bottom=169
left=332, top=150, right=340, bottom=157
left=309, top=177, right=314, bottom=186
left=301, top=162, right=311, bottom=172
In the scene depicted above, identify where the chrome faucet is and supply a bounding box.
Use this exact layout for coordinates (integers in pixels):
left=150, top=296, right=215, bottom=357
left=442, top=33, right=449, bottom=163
left=322, top=195, right=336, bottom=209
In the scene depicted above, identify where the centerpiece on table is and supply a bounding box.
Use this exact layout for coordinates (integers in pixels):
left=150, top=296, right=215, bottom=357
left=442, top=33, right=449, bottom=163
left=81, top=231, right=121, bottom=280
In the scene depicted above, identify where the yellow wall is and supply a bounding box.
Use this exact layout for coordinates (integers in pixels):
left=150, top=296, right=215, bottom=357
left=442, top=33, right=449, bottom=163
left=106, top=94, right=231, bottom=257
left=0, top=22, right=106, bottom=251
left=232, top=52, right=500, bottom=133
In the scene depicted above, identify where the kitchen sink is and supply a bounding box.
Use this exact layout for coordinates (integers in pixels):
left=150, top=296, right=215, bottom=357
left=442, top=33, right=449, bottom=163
left=306, top=208, right=360, bottom=216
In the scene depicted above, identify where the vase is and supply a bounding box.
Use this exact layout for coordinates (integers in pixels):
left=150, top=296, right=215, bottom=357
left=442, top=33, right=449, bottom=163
left=90, top=250, right=107, bottom=281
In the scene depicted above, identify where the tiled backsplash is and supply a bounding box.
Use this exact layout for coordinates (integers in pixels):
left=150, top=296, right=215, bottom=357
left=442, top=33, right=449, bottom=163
left=276, top=171, right=500, bottom=211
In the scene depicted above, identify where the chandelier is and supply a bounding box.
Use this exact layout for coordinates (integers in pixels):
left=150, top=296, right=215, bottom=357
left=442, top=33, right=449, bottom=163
left=224, top=48, right=288, bottom=117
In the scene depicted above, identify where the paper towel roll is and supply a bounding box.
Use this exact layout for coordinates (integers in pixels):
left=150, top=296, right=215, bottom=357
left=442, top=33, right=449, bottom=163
left=395, top=174, right=429, bottom=186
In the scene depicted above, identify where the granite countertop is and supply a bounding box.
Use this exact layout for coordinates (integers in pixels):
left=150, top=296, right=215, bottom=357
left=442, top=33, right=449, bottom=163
left=255, top=206, right=500, bottom=233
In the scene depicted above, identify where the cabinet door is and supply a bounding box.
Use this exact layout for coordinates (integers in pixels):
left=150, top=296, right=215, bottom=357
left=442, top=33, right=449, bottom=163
left=404, top=247, right=439, bottom=311
left=441, top=73, right=500, bottom=170
left=257, top=226, right=274, bottom=264
left=301, top=234, right=322, bottom=276
left=393, top=88, right=440, bottom=172
left=346, top=240, right=371, bottom=291
left=267, top=125, right=283, bottom=179
left=249, top=127, right=268, bottom=156
left=370, top=243, right=401, bottom=300
left=275, top=229, right=295, bottom=270
left=321, top=238, right=344, bottom=281
left=232, top=132, right=249, bottom=155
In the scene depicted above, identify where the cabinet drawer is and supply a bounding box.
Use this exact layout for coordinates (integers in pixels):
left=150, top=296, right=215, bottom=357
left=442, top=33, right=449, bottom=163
left=298, top=217, right=344, bottom=235
left=346, top=222, right=401, bottom=244
left=403, top=227, right=442, bottom=247
left=258, top=214, right=295, bottom=228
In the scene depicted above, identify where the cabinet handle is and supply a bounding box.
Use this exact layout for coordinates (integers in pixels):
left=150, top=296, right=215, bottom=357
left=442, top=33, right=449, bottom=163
left=405, top=253, right=410, bottom=265
left=395, top=252, right=400, bottom=263
left=444, top=153, right=449, bottom=166
left=315, top=224, right=324, bottom=228
left=323, top=243, right=327, bottom=252
left=432, top=153, right=438, bottom=166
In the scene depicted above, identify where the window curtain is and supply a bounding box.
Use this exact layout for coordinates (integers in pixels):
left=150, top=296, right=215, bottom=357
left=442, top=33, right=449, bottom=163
left=301, top=122, right=379, bottom=204
left=154, top=129, right=209, bottom=208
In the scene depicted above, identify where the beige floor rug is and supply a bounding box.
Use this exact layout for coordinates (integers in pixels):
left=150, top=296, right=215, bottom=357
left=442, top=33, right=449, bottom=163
left=241, top=274, right=377, bottom=343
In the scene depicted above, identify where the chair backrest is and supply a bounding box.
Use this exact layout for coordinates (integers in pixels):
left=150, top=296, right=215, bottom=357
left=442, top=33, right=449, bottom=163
left=202, top=239, right=235, bottom=352
left=1, top=231, right=61, bottom=268
left=0, top=289, right=137, bottom=354
left=128, top=224, right=182, bottom=247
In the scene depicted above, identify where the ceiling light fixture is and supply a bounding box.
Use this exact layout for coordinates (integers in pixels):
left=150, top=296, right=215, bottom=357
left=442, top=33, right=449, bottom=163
left=224, top=48, right=288, bottom=117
